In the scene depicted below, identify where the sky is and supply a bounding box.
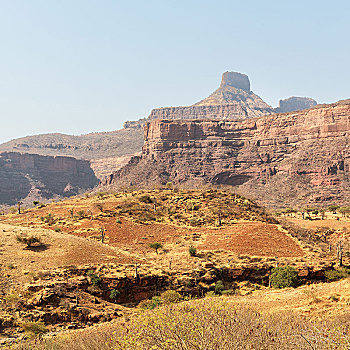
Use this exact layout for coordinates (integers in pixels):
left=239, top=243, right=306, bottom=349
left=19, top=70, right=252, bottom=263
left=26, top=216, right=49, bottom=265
left=0, top=0, right=349, bottom=144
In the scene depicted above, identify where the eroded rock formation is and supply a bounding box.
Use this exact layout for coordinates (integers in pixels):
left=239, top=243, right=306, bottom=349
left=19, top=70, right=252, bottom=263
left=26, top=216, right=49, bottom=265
left=275, top=96, right=317, bottom=113
left=0, top=152, right=98, bottom=205
left=102, top=100, right=350, bottom=209
left=123, top=72, right=275, bottom=129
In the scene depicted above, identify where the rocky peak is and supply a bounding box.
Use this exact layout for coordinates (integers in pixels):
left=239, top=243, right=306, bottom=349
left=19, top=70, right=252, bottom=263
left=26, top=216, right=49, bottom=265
left=220, top=71, right=250, bottom=92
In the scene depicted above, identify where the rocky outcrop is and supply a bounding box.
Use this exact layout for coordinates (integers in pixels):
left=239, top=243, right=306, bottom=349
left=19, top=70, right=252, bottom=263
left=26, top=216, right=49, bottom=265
left=275, top=96, right=317, bottom=113
left=102, top=99, right=350, bottom=209
left=0, top=152, right=99, bottom=205
left=123, top=72, right=276, bottom=129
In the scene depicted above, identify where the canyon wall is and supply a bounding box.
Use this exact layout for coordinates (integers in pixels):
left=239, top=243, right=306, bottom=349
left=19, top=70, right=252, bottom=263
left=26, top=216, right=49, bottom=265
left=0, top=152, right=99, bottom=205
left=102, top=100, right=350, bottom=209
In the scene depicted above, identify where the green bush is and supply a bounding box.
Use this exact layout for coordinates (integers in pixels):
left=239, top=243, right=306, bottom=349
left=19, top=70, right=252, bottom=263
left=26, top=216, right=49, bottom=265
left=87, top=270, right=101, bottom=286
left=324, top=268, right=350, bottom=281
left=110, top=289, right=121, bottom=302
left=270, top=266, right=299, bottom=288
left=138, top=296, right=161, bottom=310
left=215, top=280, right=224, bottom=295
left=189, top=245, right=197, bottom=257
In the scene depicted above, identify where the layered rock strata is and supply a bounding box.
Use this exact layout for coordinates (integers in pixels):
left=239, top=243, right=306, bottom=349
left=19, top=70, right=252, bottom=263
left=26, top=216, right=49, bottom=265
left=123, top=72, right=275, bottom=129
left=0, top=152, right=98, bottom=205
left=102, top=100, right=350, bottom=209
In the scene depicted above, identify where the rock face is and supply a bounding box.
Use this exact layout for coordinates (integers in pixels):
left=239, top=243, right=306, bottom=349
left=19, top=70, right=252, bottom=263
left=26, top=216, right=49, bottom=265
left=123, top=72, right=275, bottom=129
left=0, top=152, right=98, bottom=205
left=102, top=99, right=350, bottom=209
left=275, top=97, right=317, bottom=113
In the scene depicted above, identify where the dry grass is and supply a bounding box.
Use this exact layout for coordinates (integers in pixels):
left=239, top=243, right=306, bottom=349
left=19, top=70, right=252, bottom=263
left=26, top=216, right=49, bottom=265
left=12, top=296, right=350, bottom=350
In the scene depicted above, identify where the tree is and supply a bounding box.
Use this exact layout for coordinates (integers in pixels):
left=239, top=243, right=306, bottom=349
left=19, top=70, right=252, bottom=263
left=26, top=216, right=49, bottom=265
left=270, top=266, right=299, bottom=289
left=17, top=201, right=23, bottom=214
left=215, top=280, right=224, bottom=295
left=110, top=289, right=121, bottom=302
left=149, top=242, right=162, bottom=254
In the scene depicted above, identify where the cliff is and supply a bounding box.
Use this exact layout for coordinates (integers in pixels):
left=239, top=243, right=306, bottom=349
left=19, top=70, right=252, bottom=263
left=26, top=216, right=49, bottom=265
left=0, top=152, right=99, bottom=205
left=275, top=96, right=317, bottom=113
left=102, top=99, right=350, bottom=209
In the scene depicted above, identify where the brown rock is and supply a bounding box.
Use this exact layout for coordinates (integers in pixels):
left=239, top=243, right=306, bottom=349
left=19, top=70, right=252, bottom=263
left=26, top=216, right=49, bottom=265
left=101, top=99, right=350, bottom=209
left=0, top=152, right=98, bottom=205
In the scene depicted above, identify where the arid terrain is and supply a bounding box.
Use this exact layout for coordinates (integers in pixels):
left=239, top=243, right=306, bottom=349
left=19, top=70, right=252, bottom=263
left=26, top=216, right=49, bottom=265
left=0, top=189, right=349, bottom=348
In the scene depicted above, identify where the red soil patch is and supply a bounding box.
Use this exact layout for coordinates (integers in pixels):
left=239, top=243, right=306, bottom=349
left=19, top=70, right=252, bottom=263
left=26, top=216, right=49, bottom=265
left=198, top=222, right=303, bottom=257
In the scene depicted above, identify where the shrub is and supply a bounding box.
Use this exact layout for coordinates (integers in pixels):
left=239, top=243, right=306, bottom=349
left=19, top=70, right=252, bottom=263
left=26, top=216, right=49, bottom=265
left=77, top=210, right=85, bottom=219
left=324, top=268, right=350, bottom=281
left=22, top=321, right=48, bottom=338
left=4, top=293, right=19, bottom=305
left=139, top=195, right=153, bottom=203
left=97, top=192, right=107, bottom=199
left=215, top=280, right=224, bottom=295
left=87, top=270, right=101, bottom=286
left=40, top=213, right=56, bottom=225
left=54, top=228, right=61, bottom=232
left=270, top=266, right=299, bottom=288
left=189, top=245, right=197, bottom=257
left=16, top=235, right=41, bottom=247
left=94, top=203, right=104, bottom=212
left=149, top=242, right=162, bottom=254
left=109, top=289, right=121, bottom=302
left=160, top=290, right=182, bottom=304
left=9, top=207, right=17, bottom=214
left=116, top=219, right=122, bottom=224
left=138, top=296, right=161, bottom=310
left=32, top=201, right=39, bottom=206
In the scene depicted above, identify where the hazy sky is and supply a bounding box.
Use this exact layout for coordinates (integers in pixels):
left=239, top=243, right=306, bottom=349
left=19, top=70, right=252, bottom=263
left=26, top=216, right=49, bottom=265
left=0, top=0, right=349, bottom=144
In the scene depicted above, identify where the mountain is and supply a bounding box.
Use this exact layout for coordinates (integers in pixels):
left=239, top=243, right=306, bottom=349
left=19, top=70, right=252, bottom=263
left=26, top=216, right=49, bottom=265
left=124, top=72, right=276, bottom=129
left=101, top=99, right=350, bottom=209
left=0, top=72, right=316, bottom=168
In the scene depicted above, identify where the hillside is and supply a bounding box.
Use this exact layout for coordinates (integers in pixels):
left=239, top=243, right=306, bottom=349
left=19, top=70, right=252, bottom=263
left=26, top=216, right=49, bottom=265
left=0, top=188, right=343, bottom=343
